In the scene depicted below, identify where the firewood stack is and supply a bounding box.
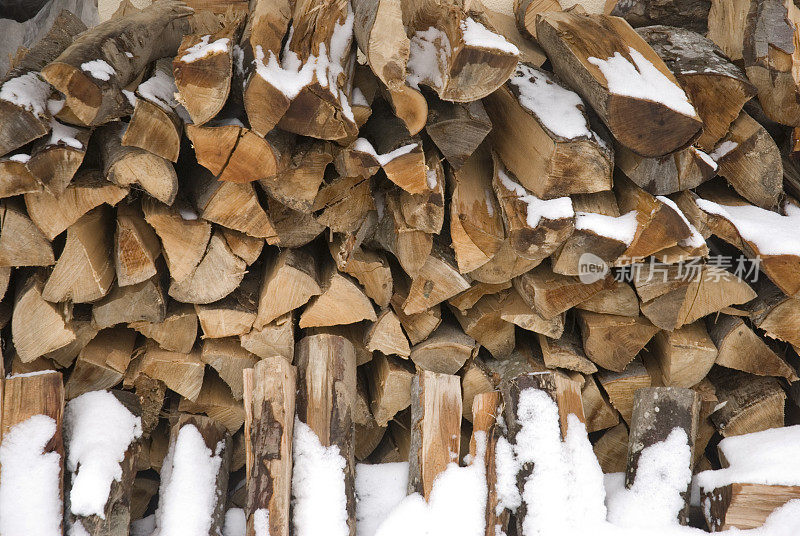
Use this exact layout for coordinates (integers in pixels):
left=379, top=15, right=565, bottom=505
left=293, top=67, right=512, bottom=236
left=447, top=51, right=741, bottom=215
left=1, top=0, right=799, bottom=534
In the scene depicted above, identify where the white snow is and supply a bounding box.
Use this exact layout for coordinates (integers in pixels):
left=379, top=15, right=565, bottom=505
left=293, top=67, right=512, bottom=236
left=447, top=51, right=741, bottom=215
left=696, top=425, right=800, bottom=491
left=292, top=418, right=349, bottom=536
left=255, top=46, right=317, bottom=100
left=6, top=369, right=58, bottom=378
left=351, top=86, right=368, bottom=106
left=696, top=198, right=800, bottom=256
left=232, top=45, right=245, bottom=77
left=587, top=47, right=697, bottom=118
left=508, top=63, right=597, bottom=141
left=0, top=414, right=62, bottom=536
left=47, top=98, right=65, bottom=115
left=138, top=70, right=178, bottom=111
left=407, top=27, right=451, bottom=90
left=495, top=435, right=521, bottom=515
left=356, top=462, right=409, bottom=536
left=179, top=207, right=199, bottom=221
left=374, top=433, right=487, bottom=536
left=48, top=119, right=84, bottom=149
left=8, top=153, right=30, bottom=163
left=125, top=52, right=134, bottom=59
left=460, top=17, right=519, bottom=54
left=498, top=167, right=574, bottom=228
left=657, top=196, right=705, bottom=249
left=575, top=210, right=639, bottom=245
left=254, top=508, right=270, bottom=536
left=0, top=71, right=51, bottom=116
left=485, top=188, right=496, bottom=217
left=69, top=520, right=91, bottom=536
left=709, top=140, right=738, bottom=161
left=122, top=89, right=138, bottom=107
left=153, top=424, right=224, bottom=536
left=81, top=59, right=116, bottom=82
left=352, top=138, right=418, bottom=166
left=692, top=147, right=718, bottom=171
left=426, top=168, right=438, bottom=189
left=64, top=390, right=143, bottom=518
left=606, top=428, right=692, bottom=528
left=222, top=508, right=246, bottom=536
left=131, top=515, right=156, bottom=536
left=181, top=35, right=231, bottom=63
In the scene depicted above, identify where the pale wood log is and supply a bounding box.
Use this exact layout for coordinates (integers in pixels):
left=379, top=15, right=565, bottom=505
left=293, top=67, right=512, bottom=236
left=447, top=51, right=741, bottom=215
left=240, top=313, right=294, bottom=362
left=538, top=329, right=598, bottom=374
left=64, top=328, right=137, bottom=399
left=168, top=231, right=247, bottom=305
left=313, top=175, right=374, bottom=234
left=594, top=423, right=628, bottom=472
left=365, top=308, right=410, bottom=358
left=610, top=0, right=710, bottom=32
left=44, top=306, right=97, bottom=369
left=703, top=483, right=800, bottom=531
left=372, top=186, right=433, bottom=276
left=221, top=228, right=264, bottom=266
left=243, top=357, right=296, bottom=536
left=0, top=156, right=41, bottom=199
left=514, top=0, right=563, bottom=38
left=575, top=279, right=639, bottom=316
left=408, top=370, right=462, bottom=498
left=178, top=371, right=245, bottom=433
left=255, top=248, right=320, bottom=328
left=615, top=144, right=716, bottom=196
left=426, top=98, right=491, bottom=170
left=195, top=272, right=259, bottom=339
left=257, top=138, right=332, bottom=213
left=469, top=390, right=505, bottom=536
left=295, top=334, right=357, bottom=535
left=298, top=260, right=377, bottom=328
left=26, top=120, right=92, bottom=195
left=514, top=264, right=612, bottom=319
left=410, top=321, right=477, bottom=374
left=460, top=359, right=495, bottom=423
left=0, top=198, right=54, bottom=267
left=707, top=369, right=785, bottom=437
left=449, top=282, right=511, bottom=313
left=398, top=149, right=445, bottom=235
left=626, top=387, right=701, bottom=524
left=582, top=374, right=620, bottom=433
left=366, top=353, right=415, bottom=427
left=96, top=122, right=178, bottom=205
left=497, top=287, right=565, bottom=338
left=93, top=275, right=166, bottom=329
left=187, top=123, right=280, bottom=185
left=354, top=374, right=387, bottom=459
left=134, top=343, right=205, bottom=402
left=707, top=315, right=798, bottom=381
left=25, top=170, right=128, bottom=241
left=536, top=12, right=702, bottom=157
left=450, top=291, right=516, bottom=358
left=43, top=206, right=114, bottom=303
left=129, top=301, right=197, bottom=354
left=41, top=0, right=193, bottom=126
left=306, top=324, right=373, bottom=366
left=201, top=338, right=258, bottom=401
left=403, top=244, right=471, bottom=314
left=597, top=359, right=652, bottom=423
left=391, top=277, right=442, bottom=345
left=330, top=240, right=393, bottom=308
left=483, top=6, right=547, bottom=65
left=115, top=202, right=161, bottom=287
left=746, top=279, right=800, bottom=347
left=12, top=272, right=75, bottom=362
left=646, top=321, right=718, bottom=388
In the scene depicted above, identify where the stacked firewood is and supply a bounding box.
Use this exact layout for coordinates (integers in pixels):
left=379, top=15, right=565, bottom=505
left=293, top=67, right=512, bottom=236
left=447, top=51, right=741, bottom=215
left=0, top=0, right=800, bottom=534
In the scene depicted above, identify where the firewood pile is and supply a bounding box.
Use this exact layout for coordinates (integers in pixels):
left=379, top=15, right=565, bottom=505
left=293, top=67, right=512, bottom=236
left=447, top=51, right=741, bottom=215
left=1, top=0, right=800, bottom=535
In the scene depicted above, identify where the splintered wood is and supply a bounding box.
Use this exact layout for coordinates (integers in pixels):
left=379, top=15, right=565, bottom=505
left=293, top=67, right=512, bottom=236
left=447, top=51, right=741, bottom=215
left=0, top=0, right=799, bottom=534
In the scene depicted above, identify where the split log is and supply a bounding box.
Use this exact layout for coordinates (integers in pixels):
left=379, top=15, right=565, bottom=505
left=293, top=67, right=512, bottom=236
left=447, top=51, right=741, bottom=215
left=707, top=369, right=786, bottom=437
left=93, top=276, right=166, bottom=328
left=115, top=202, right=161, bottom=287
left=295, top=334, right=357, bottom=535
left=0, top=370, right=65, bottom=533
left=498, top=287, right=565, bottom=338
left=486, top=63, right=613, bottom=198
left=615, top=144, right=716, bottom=195
left=260, top=138, right=333, bottom=214
left=65, top=390, right=142, bottom=536
left=129, top=301, right=198, bottom=354
left=575, top=279, right=639, bottom=316
left=483, top=6, right=547, bottom=65
left=469, top=390, right=505, bottom=536
left=0, top=155, right=41, bottom=198
left=255, top=248, right=319, bottom=328
left=168, top=231, right=247, bottom=305
left=121, top=60, right=182, bottom=162
left=398, top=150, right=445, bottom=235
left=408, top=370, right=462, bottom=498
left=330, top=240, right=393, bottom=308
left=402, top=4, right=520, bottom=102
left=366, top=353, right=415, bottom=427
left=354, top=374, right=385, bottom=460
left=460, top=359, right=495, bottom=423
left=313, top=175, right=374, bottom=234
left=240, top=313, right=294, bottom=361
left=43, top=207, right=114, bottom=303
left=27, top=120, right=92, bottom=195
left=306, top=324, right=372, bottom=366
left=391, top=277, right=442, bottom=345
left=186, top=122, right=280, bottom=184
left=0, top=199, right=54, bottom=267
left=610, top=0, right=711, bottom=32
left=704, top=482, right=800, bottom=531
left=450, top=291, right=516, bottom=358
left=0, top=10, right=85, bottom=153
left=402, top=244, right=471, bottom=314
left=131, top=374, right=167, bottom=437
left=636, top=25, right=755, bottom=151
left=746, top=279, right=800, bottom=347
left=41, top=0, right=194, bottom=126
left=450, top=281, right=511, bottom=313
left=594, top=423, right=629, bottom=473
left=364, top=308, right=410, bottom=358
left=448, top=145, right=505, bottom=273
left=538, top=330, right=598, bottom=374
left=141, top=197, right=211, bottom=283
left=625, top=387, right=701, bottom=524
left=189, top=170, right=277, bottom=239
left=64, top=328, right=137, bottom=399
left=44, top=306, right=97, bottom=369
left=597, top=358, right=652, bottom=423
left=134, top=343, right=205, bottom=402
left=12, top=272, right=75, bottom=362
left=582, top=374, right=621, bottom=433
left=195, top=273, right=259, bottom=339
left=536, top=11, right=702, bottom=157
left=298, top=260, right=376, bottom=328
left=96, top=122, right=178, bottom=205
left=514, top=264, right=612, bottom=319
left=222, top=229, right=264, bottom=265
left=156, top=414, right=231, bottom=535
left=372, top=186, right=433, bottom=276
left=707, top=315, right=798, bottom=381
left=201, top=338, right=258, bottom=401
left=243, top=357, right=296, bottom=536
left=272, top=0, right=359, bottom=142
left=173, top=18, right=242, bottom=125
left=514, top=0, right=563, bottom=38
left=409, top=322, right=477, bottom=375
left=646, top=321, right=718, bottom=387
left=426, top=98, right=491, bottom=170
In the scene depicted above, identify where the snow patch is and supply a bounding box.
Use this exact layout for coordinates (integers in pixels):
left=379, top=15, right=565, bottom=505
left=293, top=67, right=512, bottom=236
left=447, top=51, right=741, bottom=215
left=657, top=196, right=705, bottom=249
left=48, top=119, right=84, bottom=149
left=0, top=414, right=62, bottom=536
left=138, top=70, right=178, bottom=111
left=407, top=27, right=450, bottom=90
left=709, top=141, right=738, bottom=161
left=498, top=167, right=574, bottom=228
left=575, top=211, right=638, bottom=245
left=356, top=462, right=409, bottom=536
left=222, top=508, right=245, bottom=536
left=460, top=17, right=519, bottom=54
left=353, top=138, right=418, bottom=166
left=81, top=59, right=116, bottom=82
left=8, top=153, right=30, bottom=163
left=587, top=47, right=697, bottom=118
left=181, top=35, right=230, bottom=63
left=0, top=71, right=51, bottom=116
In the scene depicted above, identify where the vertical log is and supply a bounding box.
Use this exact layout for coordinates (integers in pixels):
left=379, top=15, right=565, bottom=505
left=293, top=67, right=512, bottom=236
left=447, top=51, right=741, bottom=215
left=243, top=357, right=296, bottom=536
left=295, top=334, right=357, bottom=536
left=408, top=369, right=462, bottom=498
left=469, top=390, right=505, bottom=536
left=626, top=387, right=701, bottom=525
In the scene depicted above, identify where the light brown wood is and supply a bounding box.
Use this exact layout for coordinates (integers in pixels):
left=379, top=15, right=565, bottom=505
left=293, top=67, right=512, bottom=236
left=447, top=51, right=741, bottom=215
left=515, top=264, right=613, bottom=320
left=469, top=390, right=505, bottom=536
left=115, top=202, right=161, bottom=287
left=703, top=482, right=800, bottom=531
left=597, top=359, right=652, bottom=423
left=408, top=370, right=462, bottom=499
left=365, top=308, right=410, bottom=358
left=64, top=328, right=137, bottom=399
left=582, top=374, right=620, bottom=433
left=391, top=276, right=442, bottom=346
left=330, top=241, right=393, bottom=308
left=538, top=329, right=598, bottom=374
left=240, top=313, right=294, bottom=362
left=0, top=198, right=54, bottom=267
left=168, top=231, right=247, bottom=305
left=129, top=301, right=197, bottom=354
left=366, top=353, right=415, bottom=427
left=201, top=338, right=258, bottom=400
left=256, top=248, right=320, bottom=328
left=410, top=322, right=477, bottom=374
left=646, top=321, right=718, bottom=388
left=298, top=260, right=377, bottom=328
left=134, top=343, right=205, bottom=401
left=243, top=357, right=296, bottom=536
left=594, top=423, right=628, bottom=473
left=403, top=244, right=471, bottom=315
left=93, top=275, right=166, bottom=329
left=708, top=369, right=786, bottom=437
left=451, top=291, right=516, bottom=358
left=12, top=272, right=76, bottom=362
